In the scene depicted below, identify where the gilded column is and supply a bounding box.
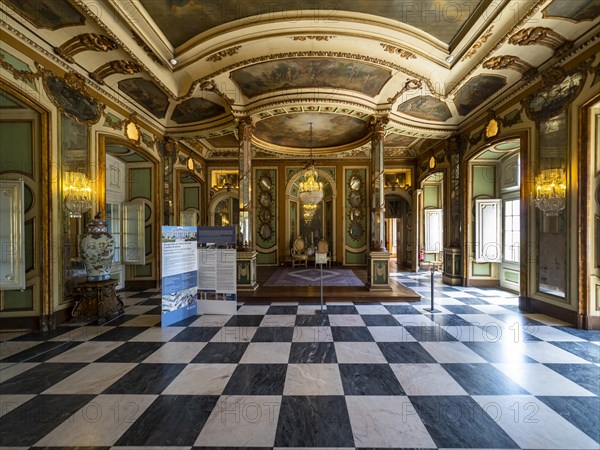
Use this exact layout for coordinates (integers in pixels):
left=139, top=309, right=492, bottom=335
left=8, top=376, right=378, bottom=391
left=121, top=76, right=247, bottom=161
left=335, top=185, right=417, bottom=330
left=443, top=134, right=463, bottom=285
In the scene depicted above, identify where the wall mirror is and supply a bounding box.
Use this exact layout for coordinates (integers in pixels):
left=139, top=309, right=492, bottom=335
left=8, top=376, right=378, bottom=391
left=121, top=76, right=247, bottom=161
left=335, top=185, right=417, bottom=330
left=349, top=174, right=361, bottom=191
left=259, top=223, right=273, bottom=240
left=259, top=191, right=272, bottom=207
left=349, top=190, right=362, bottom=207
left=259, top=175, right=272, bottom=191
left=259, top=208, right=272, bottom=223
left=349, top=222, right=363, bottom=240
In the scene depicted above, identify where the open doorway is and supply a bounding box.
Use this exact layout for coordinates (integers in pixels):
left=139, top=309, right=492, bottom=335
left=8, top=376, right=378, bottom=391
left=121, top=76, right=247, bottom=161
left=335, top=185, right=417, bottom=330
left=385, top=194, right=412, bottom=269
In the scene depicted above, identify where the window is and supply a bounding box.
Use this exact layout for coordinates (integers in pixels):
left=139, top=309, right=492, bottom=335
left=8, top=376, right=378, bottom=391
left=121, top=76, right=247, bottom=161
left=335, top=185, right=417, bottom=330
left=504, top=199, right=520, bottom=263
left=475, top=199, right=502, bottom=262
left=424, top=208, right=443, bottom=253
left=106, top=203, right=121, bottom=263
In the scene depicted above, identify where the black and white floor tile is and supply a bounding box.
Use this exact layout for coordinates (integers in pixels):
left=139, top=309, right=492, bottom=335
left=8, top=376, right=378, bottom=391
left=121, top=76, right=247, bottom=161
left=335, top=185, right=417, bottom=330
left=1, top=273, right=599, bottom=449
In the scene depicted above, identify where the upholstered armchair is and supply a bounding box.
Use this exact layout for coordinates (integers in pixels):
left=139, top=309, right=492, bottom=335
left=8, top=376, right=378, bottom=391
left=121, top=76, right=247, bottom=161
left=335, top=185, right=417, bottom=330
left=315, top=239, right=332, bottom=267
left=291, top=235, right=308, bottom=267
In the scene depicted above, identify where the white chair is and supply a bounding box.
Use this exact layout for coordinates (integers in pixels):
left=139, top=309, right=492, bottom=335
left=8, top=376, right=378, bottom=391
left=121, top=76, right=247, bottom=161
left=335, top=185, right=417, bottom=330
left=315, top=239, right=331, bottom=268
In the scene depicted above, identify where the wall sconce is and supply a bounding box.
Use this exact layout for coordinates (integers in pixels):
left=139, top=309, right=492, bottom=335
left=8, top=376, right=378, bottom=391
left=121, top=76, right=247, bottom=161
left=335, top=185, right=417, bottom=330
left=532, top=168, right=566, bottom=216
left=64, top=171, right=92, bottom=218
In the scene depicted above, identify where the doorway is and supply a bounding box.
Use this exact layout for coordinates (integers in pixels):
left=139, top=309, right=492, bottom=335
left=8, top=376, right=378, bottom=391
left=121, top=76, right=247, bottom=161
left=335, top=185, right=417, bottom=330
left=385, top=194, right=411, bottom=269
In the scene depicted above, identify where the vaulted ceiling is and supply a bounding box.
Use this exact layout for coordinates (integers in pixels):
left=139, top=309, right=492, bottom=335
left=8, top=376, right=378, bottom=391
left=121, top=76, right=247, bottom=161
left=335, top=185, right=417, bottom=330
left=1, top=0, right=599, bottom=160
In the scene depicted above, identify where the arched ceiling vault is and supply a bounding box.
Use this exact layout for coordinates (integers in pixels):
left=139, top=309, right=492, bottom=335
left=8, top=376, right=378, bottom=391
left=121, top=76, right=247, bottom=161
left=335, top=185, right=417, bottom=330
left=2, top=0, right=598, bottom=160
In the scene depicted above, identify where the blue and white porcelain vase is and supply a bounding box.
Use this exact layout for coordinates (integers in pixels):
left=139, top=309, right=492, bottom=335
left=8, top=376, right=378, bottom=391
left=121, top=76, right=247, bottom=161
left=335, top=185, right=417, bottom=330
left=80, top=213, right=115, bottom=281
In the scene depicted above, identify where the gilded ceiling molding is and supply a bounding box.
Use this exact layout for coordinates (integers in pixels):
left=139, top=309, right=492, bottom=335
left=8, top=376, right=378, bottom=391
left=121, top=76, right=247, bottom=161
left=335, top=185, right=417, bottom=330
left=54, top=33, right=118, bottom=63
left=244, top=98, right=377, bottom=118
left=90, top=60, right=143, bottom=84
left=385, top=148, right=417, bottom=158
left=196, top=80, right=235, bottom=104
left=379, top=44, right=416, bottom=60
left=387, top=79, right=422, bottom=104
left=508, top=27, right=568, bottom=50
left=206, top=45, right=242, bottom=63
left=103, top=111, right=126, bottom=130
left=0, top=52, right=41, bottom=84
left=482, top=55, right=533, bottom=74
left=291, top=36, right=335, bottom=41
left=130, top=30, right=164, bottom=67
left=188, top=51, right=439, bottom=97
left=461, top=27, right=494, bottom=62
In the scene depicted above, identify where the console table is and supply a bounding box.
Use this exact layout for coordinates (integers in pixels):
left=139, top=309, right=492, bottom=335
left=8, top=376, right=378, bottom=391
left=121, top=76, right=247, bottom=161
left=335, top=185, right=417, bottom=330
left=72, top=279, right=124, bottom=323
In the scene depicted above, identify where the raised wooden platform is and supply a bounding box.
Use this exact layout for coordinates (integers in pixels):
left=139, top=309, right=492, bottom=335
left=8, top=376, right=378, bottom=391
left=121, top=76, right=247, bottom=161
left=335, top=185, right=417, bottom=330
left=238, top=266, right=421, bottom=302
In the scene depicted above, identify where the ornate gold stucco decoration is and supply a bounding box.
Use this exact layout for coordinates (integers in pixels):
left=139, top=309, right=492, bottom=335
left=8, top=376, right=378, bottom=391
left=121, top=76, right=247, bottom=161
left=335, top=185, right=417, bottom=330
left=90, top=60, right=143, bottom=84
left=54, top=33, right=118, bottom=63
left=380, top=44, right=416, bottom=60
left=292, top=36, right=335, bottom=41
left=131, top=30, right=164, bottom=66
left=387, top=79, right=423, bottom=104
left=206, top=46, right=242, bottom=62
left=482, top=55, right=533, bottom=74
left=508, top=27, right=568, bottom=49
left=461, top=27, right=494, bottom=62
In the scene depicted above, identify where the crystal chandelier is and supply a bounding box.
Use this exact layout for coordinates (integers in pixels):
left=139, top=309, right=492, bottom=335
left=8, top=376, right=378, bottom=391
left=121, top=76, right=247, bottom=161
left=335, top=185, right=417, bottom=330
left=298, top=123, right=323, bottom=222
left=63, top=171, right=92, bottom=218
left=532, top=168, right=566, bottom=216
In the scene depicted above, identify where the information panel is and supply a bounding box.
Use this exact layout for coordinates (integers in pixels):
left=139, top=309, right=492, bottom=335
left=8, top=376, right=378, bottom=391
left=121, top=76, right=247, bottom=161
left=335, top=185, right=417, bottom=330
left=161, top=226, right=198, bottom=327
left=197, top=226, right=237, bottom=315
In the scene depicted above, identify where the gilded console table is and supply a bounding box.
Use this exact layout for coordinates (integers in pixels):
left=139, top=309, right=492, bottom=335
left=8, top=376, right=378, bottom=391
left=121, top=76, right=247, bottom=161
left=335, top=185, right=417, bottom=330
left=72, top=279, right=124, bottom=323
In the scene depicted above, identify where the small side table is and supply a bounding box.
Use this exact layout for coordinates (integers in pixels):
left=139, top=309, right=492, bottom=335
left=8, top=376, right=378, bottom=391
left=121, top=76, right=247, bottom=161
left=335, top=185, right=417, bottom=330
left=72, top=279, right=124, bottom=323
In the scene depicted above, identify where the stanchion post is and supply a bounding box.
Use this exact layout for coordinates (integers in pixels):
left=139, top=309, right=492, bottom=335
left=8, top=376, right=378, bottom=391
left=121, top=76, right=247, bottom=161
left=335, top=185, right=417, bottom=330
left=430, top=265, right=435, bottom=311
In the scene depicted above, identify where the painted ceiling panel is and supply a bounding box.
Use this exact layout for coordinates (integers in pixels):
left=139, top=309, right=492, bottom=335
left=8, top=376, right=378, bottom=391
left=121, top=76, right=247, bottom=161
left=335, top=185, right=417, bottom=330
left=542, top=0, right=600, bottom=22
left=118, top=78, right=170, bottom=119
left=384, top=134, right=417, bottom=147
left=171, top=98, right=226, bottom=124
left=397, top=95, right=452, bottom=122
left=453, top=75, right=506, bottom=116
left=205, top=133, right=239, bottom=148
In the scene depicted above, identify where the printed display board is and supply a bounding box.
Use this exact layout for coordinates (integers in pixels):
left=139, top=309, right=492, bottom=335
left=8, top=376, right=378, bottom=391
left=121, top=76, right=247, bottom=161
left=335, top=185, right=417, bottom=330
left=161, top=226, right=198, bottom=327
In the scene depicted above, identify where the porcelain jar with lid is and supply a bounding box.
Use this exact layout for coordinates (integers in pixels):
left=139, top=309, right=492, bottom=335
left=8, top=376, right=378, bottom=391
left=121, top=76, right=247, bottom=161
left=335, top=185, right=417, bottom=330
left=80, top=213, right=115, bottom=281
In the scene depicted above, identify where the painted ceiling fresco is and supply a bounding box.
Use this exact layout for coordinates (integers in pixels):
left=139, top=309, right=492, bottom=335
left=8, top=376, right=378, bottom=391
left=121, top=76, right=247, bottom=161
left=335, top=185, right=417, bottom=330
left=397, top=95, right=452, bottom=122
left=384, top=134, right=418, bottom=147
left=542, top=0, right=600, bottom=22
left=171, top=98, right=225, bottom=124
left=139, top=0, right=485, bottom=47
left=453, top=75, right=506, bottom=116
left=205, top=133, right=239, bottom=148
left=231, top=58, right=391, bottom=98
left=118, top=78, right=170, bottom=118
left=3, top=0, right=85, bottom=30
left=253, top=113, right=369, bottom=149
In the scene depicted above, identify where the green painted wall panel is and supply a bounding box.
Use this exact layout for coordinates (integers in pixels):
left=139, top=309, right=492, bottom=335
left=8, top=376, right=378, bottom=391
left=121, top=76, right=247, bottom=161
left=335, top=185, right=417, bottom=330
left=423, top=185, right=439, bottom=208
left=183, top=186, right=199, bottom=210
left=473, top=262, right=491, bottom=276
left=0, top=122, right=33, bottom=175
left=135, top=263, right=152, bottom=277
left=25, top=219, right=34, bottom=271
left=257, top=251, right=277, bottom=265
left=129, top=168, right=152, bottom=199
left=473, top=166, right=495, bottom=197
left=504, top=270, right=519, bottom=283
left=346, top=251, right=366, bottom=265
left=3, top=287, right=33, bottom=310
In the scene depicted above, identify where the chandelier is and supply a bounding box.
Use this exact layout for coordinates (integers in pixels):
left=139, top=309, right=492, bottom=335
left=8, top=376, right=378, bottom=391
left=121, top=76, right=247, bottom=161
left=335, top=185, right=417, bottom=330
left=298, top=123, right=323, bottom=223
left=532, top=168, right=566, bottom=216
left=63, top=171, right=92, bottom=218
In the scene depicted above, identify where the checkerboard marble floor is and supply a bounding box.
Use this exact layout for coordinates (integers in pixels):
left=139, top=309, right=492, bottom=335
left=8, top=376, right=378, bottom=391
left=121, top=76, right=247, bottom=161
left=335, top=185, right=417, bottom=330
left=1, top=271, right=599, bottom=449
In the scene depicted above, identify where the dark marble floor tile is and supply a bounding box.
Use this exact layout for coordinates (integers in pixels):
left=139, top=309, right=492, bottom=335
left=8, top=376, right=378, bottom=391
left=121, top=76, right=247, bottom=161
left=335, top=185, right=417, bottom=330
left=425, top=314, right=473, bottom=327
left=224, top=315, right=264, bottom=327
left=295, top=313, right=330, bottom=327
left=274, top=396, right=354, bottom=447
left=115, top=395, right=218, bottom=446
left=550, top=341, right=600, bottom=363
left=339, top=363, right=404, bottom=395
left=545, top=363, right=600, bottom=395
left=0, top=394, right=95, bottom=446
left=96, top=342, right=164, bottom=363
left=252, top=326, right=295, bottom=342
left=455, top=297, right=490, bottom=305
left=289, top=342, right=337, bottom=364
left=90, top=326, right=146, bottom=341
left=409, top=395, right=518, bottom=449
left=143, top=306, right=162, bottom=315
left=141, top=298, right=162, bottom=306
left=491, top=314, right=544, bottom=327
left=378, top=342, right=436, bottom=363
left=441, top=305, right=484, bottom=315
left=538, top=396, right=600, bottom=442
left=100, top=314, right=136, bottom=326
left=9, top=327, right=74, bottom=341
left=166, top=315, right=201, bottom=327
left=0, top=362, right=87, bottom=394
left=361, top=315, right=400, bottom=326
left=31, top=446, right=110, bottom=449
left=384, top=305, right=421, bottom=314
left=464, top=342, right=536, bottom=363
left=103, top=363, right=186, bottom=394
left=266, top=305, right=298, bottom=315
left=403, top=326, right=458, bottom=342
left=325, top=305, right=358, bottom=315
left=1, top=341, right=81, bottom=363
left=442, top=363, right=530, bottom=395
left=170, top=327, right=221, bottom=342
left=223, top=363, right=287, bottom=395
left=127, top=291, right=157, bottom=298
left=331, top=326, right=374, bottom=342
left=191, top=342, right=249, bottom=364
left=555, top=326, right=600, bottom=341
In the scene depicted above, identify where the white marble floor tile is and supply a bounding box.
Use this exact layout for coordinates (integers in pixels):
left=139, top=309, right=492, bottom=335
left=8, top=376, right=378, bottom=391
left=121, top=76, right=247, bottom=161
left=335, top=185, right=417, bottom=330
left=493, top=363, right=596, bottom=396
left=239, top=342, right=291, bottom=363
left=346, top=396, right=436, bottom=448
left=121, top=315, right=162, bottom=327
left=129, top=326, right=185, bottom=342
left=163, top=363, right=236, bottom=395
left=419, top=342, right=487, bottom=363
left=0, top=331, right=29, bottom=342
left=296, top=305, right=325, bottom=315
left=49, top=325, right=115, bottom=341
left=334, top=342, right=387, bottom=364
left=236, top=305, right=270, bottom=315
left=433, top=297, right=468, bottom=305
left=392, top=314, right=435, bottom=326
left=443, top=325, right=499, bottom=342
left=524, top=326, right=585, bottom=342
left=292, top=326, right=333, bottom=342
left=194, top=395, right=281, bottom=447
left=354, top=304, right=389, bottom=315
left=44, top=362, right=136, bottom=394
left=210, top=326, right=257, bottom=343
left=283, top=364, right=344, bottom=395
left=189, top=314, right=232, bottom=327
left=441, top=291, right=476, bottom=298
left=412, top=305, right=452, bottom=314
left=367, top=326, right=416, bottom=342
left=390, top=363, right=467, bottom=395
left=0, top=362, right=39, bottom=383
left=0, top=394, right=35, bottom=417
left=473, top=395, right=600, bottom=449
left=143, top=342, right=206, bottom=364
left=0, top=341, right=41, bottom=360
left=35, top=394, right=157, bottom=447
left=456, top=314, right=507, bottom=329
left=520, top=342, right=590, bottom=363
left=328, top=314, right=366, bottom=327
left=471, top=304, right=517, bottom=315
left=260, top=315, right=297, bottom=327
left=47, top=341, right=124, bottom=363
